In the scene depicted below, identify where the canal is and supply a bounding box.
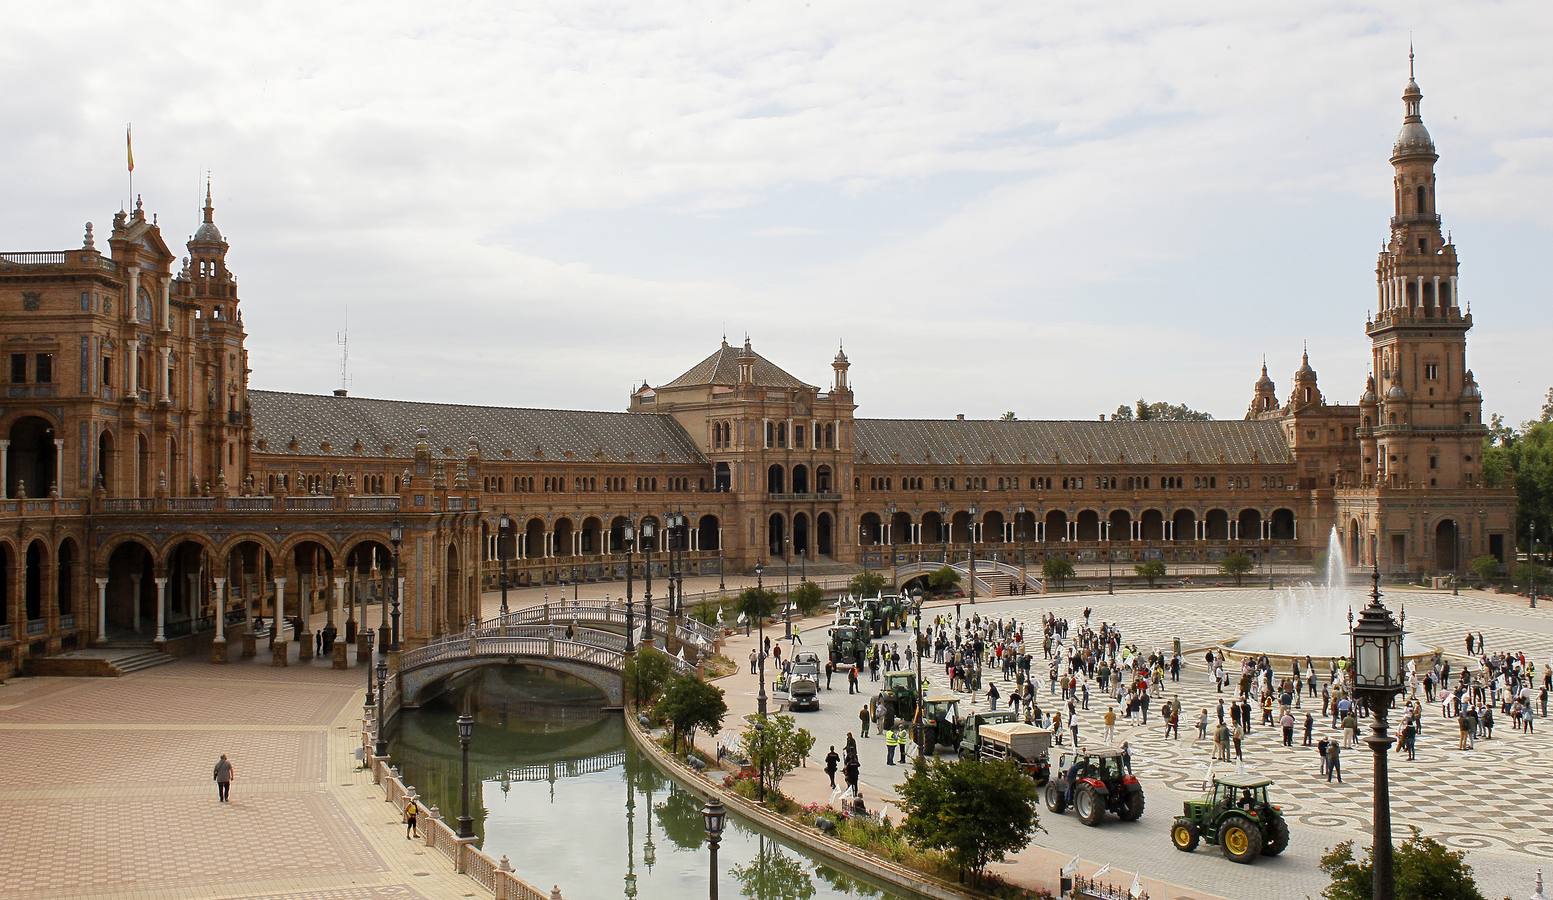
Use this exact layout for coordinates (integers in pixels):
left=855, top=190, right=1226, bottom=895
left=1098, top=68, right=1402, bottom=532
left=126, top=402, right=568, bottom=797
left=392, top=666, right=907, bottom=899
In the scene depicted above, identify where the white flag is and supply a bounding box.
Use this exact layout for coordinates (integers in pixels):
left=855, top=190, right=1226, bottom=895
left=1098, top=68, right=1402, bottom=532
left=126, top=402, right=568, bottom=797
left=1060, top=855, right=1080, bottom=877
left=1130, top=872, right=1143, bottom=897
left=1092, top=863, right=1112, bottom=880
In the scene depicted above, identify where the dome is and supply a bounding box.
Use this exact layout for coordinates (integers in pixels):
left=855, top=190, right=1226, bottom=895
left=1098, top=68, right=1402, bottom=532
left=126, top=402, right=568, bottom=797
left=192, top=220, right=224, bottom=243
left=1361, top=375, right=1378, bottom=404
left=1385, top=383, right=1408, bottom=401
left=1393, top=120, right=1435, bottom=156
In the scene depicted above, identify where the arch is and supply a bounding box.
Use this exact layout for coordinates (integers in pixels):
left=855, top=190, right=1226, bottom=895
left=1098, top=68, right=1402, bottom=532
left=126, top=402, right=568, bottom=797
left=1043, top=509, right=1067, bottom=544
left=766, top=464, right=785, bottom=494
left=982, top=510, right=1005, bottom=544
left=6, top=416, right=58, bottom=498
left=950, top=511, right=973, bottom=543
left=276, top=531, right=340, bottom=563
left=608, top=516, right=631, bottom=553
left=1270, top=508, right=1296, bottom=541
left=1107, top=509, right=1131, bottom=542
left=815, top=465, right=833, bottom=493
left=714, top=462, right=731, bottom=492
left=1415, top=184, right=1426, bottom=215
left=1205, top=508, right=1230, bottom=541
left=890, top=510, right=912, bottom=545
left=1237, top=509, right=1263, bottom=542
left=1013, top=510, right=1038, bottom=543
left=105, top=539, right=156, bottom=636
left=696, top=514, right=720, bottom=552
left=161, top=531, right=219, bottom=567
left=921, top=510, right=945, bottom=544
left=1171, top=508, right=1196, bottom=543
left=0, top=541, right=9, bottom=629
left=1434, top=519, right=1459, bottom=573
left=55, top=537, right=78, bottom=616
left=554, top=517, right=575, bottom=558
left=401, top=656, right=621, bottom=709
left=444, top=542, right=462, bottom=634
left=164, top=538, right=210, bottom=626
left=24, top=539, right=47, bottom=622
left=288, top=538, right=336, bottom=626
left=136, top=432, right=152, bottom=496
left=858, top=512, right=882, bottom=547
left=792, top=512, right=810, bottom=558
left=768, top=512, right=787, bottom=557
left=580, top=516, right=603, bottom=555
left=1075, top=509, right=1101, bottom=542
left=525, top=518, right=545, bottom=559
left=224, top=537, right=278, bottom=623
left=816, top=512, right=834, bottom=558
left=97, top=429, right=115, bottom=494
left=1348, top=518, right=1362, bottom=564
left=1139, top=509, right=1165, bottom=542
left=791, top=464, right=809, bottom=494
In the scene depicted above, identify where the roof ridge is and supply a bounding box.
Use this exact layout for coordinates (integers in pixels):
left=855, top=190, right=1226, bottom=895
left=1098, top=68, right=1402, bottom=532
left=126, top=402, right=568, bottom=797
left=247, top=388, right=662, bottom=419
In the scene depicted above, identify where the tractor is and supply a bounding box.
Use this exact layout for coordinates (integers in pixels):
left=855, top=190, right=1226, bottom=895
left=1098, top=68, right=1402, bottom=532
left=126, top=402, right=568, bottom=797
left=828, top=624, right=864, bottom=668
left=915, top=695, right=962, bottom=753
left=858, top=598, right=887, bottom=638
left=1043, top=747, right=1145, bottom=826
left=876, top=671, right=920, bottom=721
left=1170, top=773, right=1289, bottom=864
left=958, top=709, right=1019, bottom=758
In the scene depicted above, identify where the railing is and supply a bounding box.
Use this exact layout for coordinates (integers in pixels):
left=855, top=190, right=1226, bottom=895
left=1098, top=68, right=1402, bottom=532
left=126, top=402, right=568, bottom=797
left=101, top=498, right=154, bottom=512
left=1072, top=874, right=1148, bottom=900
left=59, top=615, right=74, bottom=630
left=399, top=625, right=693, bottom=678
left=486, top=599, right=716, bottom=647
left=767, top=492, right=843, bottom=502
left=0, top=624, right=11, bottom=641
left=0, top=251, right=66, bottom=265
left=496, top=751, right=627, bottom=783
left=26, top=620, right=45, bottom=636
left=168, top=497, right=216, bottom=512
left=285, top=496, right=334, bottom=511
left=348, top=495, right=401, bottom=511
left=226, top=496, right=274, bottom=511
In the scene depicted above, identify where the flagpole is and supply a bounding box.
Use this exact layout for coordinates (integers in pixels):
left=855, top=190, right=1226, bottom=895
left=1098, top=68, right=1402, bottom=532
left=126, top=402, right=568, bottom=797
left=126, top=123, right=134, bottom=211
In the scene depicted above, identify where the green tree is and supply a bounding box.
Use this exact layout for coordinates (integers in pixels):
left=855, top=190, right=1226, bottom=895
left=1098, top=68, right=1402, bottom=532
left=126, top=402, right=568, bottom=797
left=1513, top=561, right=1548, bottom=588
left=926, top=565, right=961, bottom=594
left=1468, top=554, right=1501, bottom=584
left=1000, top=411, right=1017, bottom=421
left=737, top=586, right=779, bottom=624
left=1042, top=557, right=1075, bottom=589
left=898, top=757, right=1041, bottom=883
left=657, top=673, right=727, bottom=753
left=1319, top=830, right=1485, bottom=900
left=740, top=713, right=816, bottom=796
left=1135, top=559, right=1166, bottom=587
left=623, top=645, right=675, bottom=706
left=1110, top=399, right=1214, bottom=422
left=654, top=785, right=710, bottom=851
left=732, top=840, right=816, bottom=900
left=1219, top=552, right=1254, bottom=586
left=848, top=570, right=889, bottom=597
left=790, top=580, right=824, bottom=616
left=1482, top=412, right=1552, bottom=550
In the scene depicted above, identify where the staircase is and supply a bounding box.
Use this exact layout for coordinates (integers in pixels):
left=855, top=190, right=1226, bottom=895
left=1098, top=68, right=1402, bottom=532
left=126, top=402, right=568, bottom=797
left=108, top=645, right=177, bottom=675
left=969, top=571, right=1018, bottom=597
left=24, top=643, right=176, bottom=677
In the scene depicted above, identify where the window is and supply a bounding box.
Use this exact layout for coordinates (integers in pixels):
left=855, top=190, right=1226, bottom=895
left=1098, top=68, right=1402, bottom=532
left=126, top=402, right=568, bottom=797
left=1423, top=363, right=1439, bottom=380
left=9, top=353, right=25, bottom=383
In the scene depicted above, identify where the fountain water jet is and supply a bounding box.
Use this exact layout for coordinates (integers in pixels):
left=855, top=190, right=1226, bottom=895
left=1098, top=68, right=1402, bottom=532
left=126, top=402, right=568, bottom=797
left=1234, top=527, right=1354, bottom=657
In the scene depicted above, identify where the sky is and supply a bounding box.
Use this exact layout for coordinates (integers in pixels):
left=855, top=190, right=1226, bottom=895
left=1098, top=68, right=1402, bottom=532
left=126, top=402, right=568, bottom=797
left=2, top=1, right=1550, bottom=424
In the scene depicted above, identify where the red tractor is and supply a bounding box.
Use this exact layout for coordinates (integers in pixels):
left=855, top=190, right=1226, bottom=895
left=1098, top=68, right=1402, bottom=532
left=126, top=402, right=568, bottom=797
left=1043, top=747, right=1145, bottom=826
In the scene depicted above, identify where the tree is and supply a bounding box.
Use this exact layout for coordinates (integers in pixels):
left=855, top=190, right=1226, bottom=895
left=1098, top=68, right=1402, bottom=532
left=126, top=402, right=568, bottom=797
left=1482, top=408, right=1552, bottom=551
left=1134, top=559, right=1166, bottom=587
left=898, top=757, right=1041, bottom=883
left=657, top=673, right=727, bottom=753
left=1110, top=399, right=1214, bottom=422
left=623, top=645, right=675, bottom=706
left=1319, top=829, right=1485, bottom=900
left=1512, top=561, right=1548, bottom=588
left=732, top=839, right=816, bottom=900
left=1468, top=554, right=1501, bottom=584
left=790, top=580, right=824, bottom=616
left=1219, top=552, right=1254, bottom=586
left=1042, top=557, right=1074, bottom=590
left=1000, top=411, right=1017, bottom=421
left=740, top=713, right=815, bottom=796
left=926, top=565, right=961, bottom=594
left=736, top=585, right=779, bottom=624
left=848, top=570, right=889, bottom=597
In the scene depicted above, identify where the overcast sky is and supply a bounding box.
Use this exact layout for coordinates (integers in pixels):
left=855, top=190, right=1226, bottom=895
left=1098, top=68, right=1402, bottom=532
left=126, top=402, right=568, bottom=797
left=3, top=1, right=1549, bottom=424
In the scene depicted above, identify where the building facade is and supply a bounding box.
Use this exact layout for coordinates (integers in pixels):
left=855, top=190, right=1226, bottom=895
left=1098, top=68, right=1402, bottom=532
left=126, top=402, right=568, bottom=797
left=0, top=67, right=1514, bottom=676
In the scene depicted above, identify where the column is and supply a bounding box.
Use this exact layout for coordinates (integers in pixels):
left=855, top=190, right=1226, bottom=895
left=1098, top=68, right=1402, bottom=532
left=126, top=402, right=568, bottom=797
left=332, top=576, right=349, bottom=669
left=159, top=347, right=171, bottom=401
left=272, top=577, right=288, bottom=666
left=211, top=576, right=228, bottom=661
left=160, top=276, right=171, bottom=331
left=154, top=576, right=167, bottom=643
left=96, top=577, right=108, bottom=643
left=1, top=439, right=8, bottom=497
left=1415, top=276, right=1424, bottom=308
left=1450, top=275, right=1458, bottom=310
left=187, top=573, right=200, bottom=633
left=1432, top=275, right=1440, bottom=310
left=127, top=340, right=138, bottom=399
left=53, top=439, right=64, bottom=495
left=335, top=575, right=346, bottom=626
left=131, top=574, right=142, bottom=633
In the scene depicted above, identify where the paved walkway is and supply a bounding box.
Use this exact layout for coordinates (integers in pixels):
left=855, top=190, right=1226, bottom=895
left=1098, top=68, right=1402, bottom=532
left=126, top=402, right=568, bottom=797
left=707, top=586, right=1550, bottom=900
left=0, top=650, right=490, bottom=900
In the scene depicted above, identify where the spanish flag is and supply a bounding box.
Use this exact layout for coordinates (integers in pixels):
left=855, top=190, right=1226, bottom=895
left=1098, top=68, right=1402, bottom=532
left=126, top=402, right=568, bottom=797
left=126, top=124, right=134, bottom=173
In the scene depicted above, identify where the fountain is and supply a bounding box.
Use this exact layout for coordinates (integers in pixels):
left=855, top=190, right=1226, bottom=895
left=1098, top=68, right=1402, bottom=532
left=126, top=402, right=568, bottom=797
left=1217, top=526, right=1435, bottom=672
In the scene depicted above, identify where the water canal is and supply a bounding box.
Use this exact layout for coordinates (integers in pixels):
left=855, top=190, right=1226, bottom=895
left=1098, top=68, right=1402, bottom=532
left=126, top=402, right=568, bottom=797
left=392, top=667, right=906, bottom=899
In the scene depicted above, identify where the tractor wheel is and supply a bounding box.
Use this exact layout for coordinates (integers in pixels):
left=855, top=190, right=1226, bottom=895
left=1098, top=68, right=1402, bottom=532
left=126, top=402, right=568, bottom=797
left=1263, top=816, right=1290, bottom=856
left=1171, top=820, right=1200, bottom=853
left=1075, top=786, right=1105, bottom=826
left=1045, top=781, right=1068, bottom=814
left=1118, top=790, right=1145, bottom=822
left=1218, top=818, right=1263, bottom=864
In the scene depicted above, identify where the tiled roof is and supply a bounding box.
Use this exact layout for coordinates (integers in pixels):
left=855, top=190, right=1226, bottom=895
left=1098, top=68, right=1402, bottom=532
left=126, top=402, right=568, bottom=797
left=248, top=390, right=707, bottom=464
left=853, top=419, right=1291, bottom=466
left=661, top=340, right=814, bottom=390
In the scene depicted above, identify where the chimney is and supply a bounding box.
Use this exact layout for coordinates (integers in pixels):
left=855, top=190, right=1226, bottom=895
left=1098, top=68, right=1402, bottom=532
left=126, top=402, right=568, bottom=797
left=956, top=414, right=965, bottom=421
left=333, top=388, right=348, bottom=398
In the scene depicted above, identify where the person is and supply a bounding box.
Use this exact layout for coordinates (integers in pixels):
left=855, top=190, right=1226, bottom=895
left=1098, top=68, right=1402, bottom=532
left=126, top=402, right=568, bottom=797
left=848, top=666, right=859, bottom=695
left=1325, top=739, right=1342, bottom=783
left=793, top=624, right=803, bottom=646
left=825, top=660, right=834, bottom=690
left=749, top=648, right=757, bottom=675
left=825, top=746, right=840, bottom=788
left=1317, top=737, right=1330, bottom=777
left=404, top=797, right=420, bottom=838
left=859, top=704, right=871, bottom=738
left=843, top=756, right=861, bottom=794
left=1303, top=711, right=1315, bottom=746
left=987, top=682, right=1000, bottom=710
left=1232, top=724, right=1244, bottom=761
left=212, top=754, right=234, bottom=803
left=1197, top=708, right=1209, bottom=741
left=885, top=726, right=899, bottom=766
left=1103, top=706, right=1116, bottom=744
left=1120, top=741, right=1133, bottom=774
left=1281, top=710, right=1295, bottom=747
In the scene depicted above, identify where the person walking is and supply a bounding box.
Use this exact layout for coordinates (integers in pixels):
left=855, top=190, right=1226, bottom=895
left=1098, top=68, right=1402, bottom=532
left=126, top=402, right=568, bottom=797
left=848, top=666, right=859, bottom=695
left=886, top=727, right=899, bottom=766
left=749, top=648, right=758, bottom=675
left=1280, top=710, right=1295, bottom=747
left=1325, top=740, right=1342, bottom=783
left=1197, top=708, right=1209, bottom=741
left=1232, top=724, right=1244, bottom=761
left=859, top=703, right=871, bottom=738
left=825, top=660, right=834, bottom=690
left=825, top=746, right=840, bottom=788
left=212, top=754, right=234, bottom=803
left=1103, top=706, right=1116, bottom=744
left=1303, top=711, right=1315, bottom=746
left=404, top=797, right=420, bottom=838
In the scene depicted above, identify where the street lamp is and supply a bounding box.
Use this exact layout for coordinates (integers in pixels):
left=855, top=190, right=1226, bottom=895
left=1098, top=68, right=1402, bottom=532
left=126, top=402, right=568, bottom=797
left=1107, top=536, right=1114, bottom=595
left=364, top=628, right=377, bottom=705
left=457, top=700, right=475, bottom=839
left=498, top=514, right=512, bottom=617
left=968, top=504, right=978, bottom=605
left=642, top=521, right=656, bottom=642
left=755, top=561, right=767, bottom=719
left=702, top=797, right=725, bottom=900
left=373, top=658, right=389, bottom=758
left=1531, top=523, right=1539, bottom=609
left=388, top=520, right=404, bottom=650
left=1349, top=563, right=1405, bottom=900
left=622, top=525, right=637, bottom=652
left=784, top=536, right=792, bottom=639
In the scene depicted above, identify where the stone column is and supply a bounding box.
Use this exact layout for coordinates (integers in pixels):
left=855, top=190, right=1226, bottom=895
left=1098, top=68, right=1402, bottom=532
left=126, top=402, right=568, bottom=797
left=95, top=577, right=109, bottom=645
left=130, top=574, right=142, bottom=633
left=211, top=577, right=228, bottom=663
left=160, top=276, right=171, bottom=331
left=272, top=577, right=289, bottom=666
left=1, top=439, right=9, bottom=497
left=333, top=576, right=349, bottom=669
left=154, top=577, right=168, bottom=644
left=159, top=347, right=171, bottom=401
left=53, top=439, right=64, bottom=495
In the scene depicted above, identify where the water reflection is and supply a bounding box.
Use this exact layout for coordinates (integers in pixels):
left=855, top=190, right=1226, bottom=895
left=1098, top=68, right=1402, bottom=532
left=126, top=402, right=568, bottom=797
left=392, top=667, right=901, bottom=899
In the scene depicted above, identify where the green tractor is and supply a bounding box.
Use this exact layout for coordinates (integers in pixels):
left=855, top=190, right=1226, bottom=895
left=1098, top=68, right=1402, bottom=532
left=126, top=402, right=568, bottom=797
left=916, top=695, right=963, bottom=753
left=1170, top=773, right=1289, bottom=864
left=858, top=598, right=887, bottom=638
left=876, top=671, right=920, bottom=721
left=828, top=624, right=864, bottom=668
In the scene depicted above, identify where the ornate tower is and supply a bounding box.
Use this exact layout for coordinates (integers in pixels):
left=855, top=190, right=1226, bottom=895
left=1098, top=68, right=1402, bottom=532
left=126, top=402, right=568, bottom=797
left=1247, top=358, right=1277, bottom=417
left=1363, top=50, right=1483, bottom=491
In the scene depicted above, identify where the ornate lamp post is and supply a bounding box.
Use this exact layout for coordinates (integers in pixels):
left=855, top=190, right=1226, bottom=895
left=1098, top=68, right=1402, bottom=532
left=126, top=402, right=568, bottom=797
left=374, top=658, right=389, bottom=757
left=1349, top=564, right=1405, bottom=900
left=364, top=628, right=376, bottom=705
left=388, top=520, right=403, bottom=650
left=1017, top=504, right=1027, bottom=573
left=498, top=513, right=512, bottom=617
left=784, top=536, right=793, bottom=639
left=665, top=512, right=685, bottom=615
left=755, top=561, right=767, bottom=719
left=1531, top=523, right=1539, bottom=609
left=968, top=504, right=978, bottom=605
left=622, top=525, right=637, bottom=652
left=457, top=699, right=475, bottom=839
left=702, top=797, right=726, bottom=900
left=642, top=520, right=656, bottom=642
left=1107, top=535, right=1114, bottom=595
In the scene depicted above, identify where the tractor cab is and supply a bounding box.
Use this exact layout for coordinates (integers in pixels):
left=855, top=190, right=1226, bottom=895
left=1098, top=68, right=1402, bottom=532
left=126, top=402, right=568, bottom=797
left=918, top=695, right=963, bottom=751
left=1171, top=772, right=1288, bottom=864
left=878, top=671, right=920, bottom=720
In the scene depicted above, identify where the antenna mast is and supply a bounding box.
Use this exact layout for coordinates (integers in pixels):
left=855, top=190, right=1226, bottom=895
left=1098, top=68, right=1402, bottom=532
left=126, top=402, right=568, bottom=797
left=337, top=308, right=351, bottom=395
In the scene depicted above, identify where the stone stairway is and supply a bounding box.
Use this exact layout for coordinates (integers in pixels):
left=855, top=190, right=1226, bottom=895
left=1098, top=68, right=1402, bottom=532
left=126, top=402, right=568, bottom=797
left=25, top=644, right=177, bottom=677
left=109, top=645, right=177, bottom=674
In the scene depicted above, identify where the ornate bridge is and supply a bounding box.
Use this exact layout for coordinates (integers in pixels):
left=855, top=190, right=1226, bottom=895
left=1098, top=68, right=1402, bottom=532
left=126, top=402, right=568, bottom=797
left=489, top=598, right=719, bottom=648
left=894, top=559, right=1044, bottom=595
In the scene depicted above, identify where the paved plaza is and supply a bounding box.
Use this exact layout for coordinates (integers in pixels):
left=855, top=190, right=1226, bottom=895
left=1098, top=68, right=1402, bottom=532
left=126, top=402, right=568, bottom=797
left=708, top=584, right=1551, bottom=899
